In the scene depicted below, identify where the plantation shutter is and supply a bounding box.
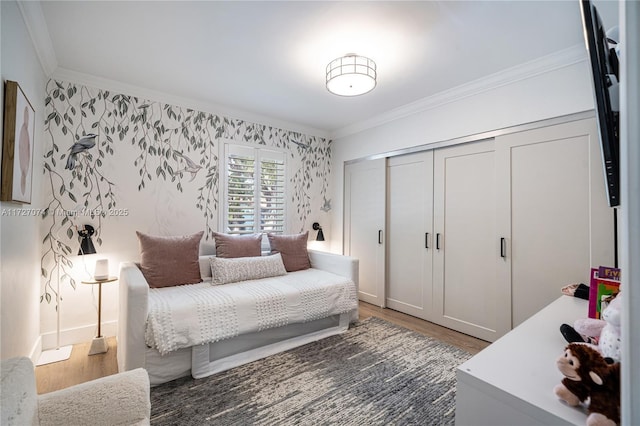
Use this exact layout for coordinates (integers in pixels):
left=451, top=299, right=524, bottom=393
left=226, top=148, right=256, bottom=234
left=224, top=144, right=285, bottom=235
left=260, top=151, right=285, bottom=233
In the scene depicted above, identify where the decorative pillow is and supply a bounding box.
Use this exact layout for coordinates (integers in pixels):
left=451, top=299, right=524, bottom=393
left=136, top=231, right=203, bottom=288
left=267, top=231, right=311, bottom=272
left=212, top=232, right=262, bottom=258
left=210, top=253, right=287, bottom=285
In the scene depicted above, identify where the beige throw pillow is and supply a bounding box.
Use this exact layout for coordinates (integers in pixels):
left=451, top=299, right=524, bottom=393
left=136, top=231, right=203, bottom=288
left=267, top=231, right=311, bottom=272
left=210, top=254, right=287, bottom=285
left=212, top=232, right=262, bottom=258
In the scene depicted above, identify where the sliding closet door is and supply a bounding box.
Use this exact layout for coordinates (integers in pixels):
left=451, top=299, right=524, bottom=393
left=433, top=140, right=510, bottom=342
left=386, top=151, right=434, bottom=320
left=344, top=158, right=386, bottom=306
left=496, top=118, right=614, bottom=327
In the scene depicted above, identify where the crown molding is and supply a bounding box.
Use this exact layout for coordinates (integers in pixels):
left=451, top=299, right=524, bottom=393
left=330, top=44, right=588, bottom=140
left=51, top=67, right=329, bottom=139
left=20, top=0, right=585, bottom=143
left=17, top=1, right=58, bottom=76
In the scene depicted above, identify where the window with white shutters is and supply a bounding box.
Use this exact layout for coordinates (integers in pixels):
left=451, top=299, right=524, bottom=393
left=223, top=144, right=286, bottom=235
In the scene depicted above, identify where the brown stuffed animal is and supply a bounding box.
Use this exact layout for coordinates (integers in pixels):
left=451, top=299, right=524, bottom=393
left=554, top=343, right=620, bottom=426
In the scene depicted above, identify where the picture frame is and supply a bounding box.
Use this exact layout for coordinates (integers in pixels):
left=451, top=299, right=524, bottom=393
left=1, top=80, right=35, bottom=204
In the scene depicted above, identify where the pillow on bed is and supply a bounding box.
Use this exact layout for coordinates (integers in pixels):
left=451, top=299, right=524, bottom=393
left=212, top=232, right=262, bottom=258
left=267, top=231, right=311, bottom=272
left=210, top=253, right=287, bottom=285
left=136, top=230, right=203, bottom=288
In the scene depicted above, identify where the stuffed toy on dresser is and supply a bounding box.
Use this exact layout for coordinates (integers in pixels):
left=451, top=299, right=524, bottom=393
left=554, top=342, right=620, bottom=426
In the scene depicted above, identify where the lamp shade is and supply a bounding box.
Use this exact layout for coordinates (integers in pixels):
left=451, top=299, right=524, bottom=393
left=78, top=224, right=97, bottom=255
left=79, top=236, right=96, bottom=255
left=312, top=222, right=325, bottom=241
left=94, top=259, right=109, bottom=281
left=326, top=54, right=377, bottom=96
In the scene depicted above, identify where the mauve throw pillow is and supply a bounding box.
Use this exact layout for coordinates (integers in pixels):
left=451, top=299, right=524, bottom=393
left=136, top=230, right=203, bottom=288
left=212, top=232, right=262, bottom=258
left=267, top=231, right=311, bottom=272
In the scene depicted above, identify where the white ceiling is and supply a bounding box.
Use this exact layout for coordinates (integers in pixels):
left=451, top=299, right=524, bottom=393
left=35, top=1, right=619, bottom=136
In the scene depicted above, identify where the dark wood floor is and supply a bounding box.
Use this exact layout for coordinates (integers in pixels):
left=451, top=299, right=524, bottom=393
left=35, top=301, right=490, bottom=394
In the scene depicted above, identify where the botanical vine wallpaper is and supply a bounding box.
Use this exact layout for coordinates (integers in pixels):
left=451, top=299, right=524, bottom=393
left=41, top=79, right=331, bottom=307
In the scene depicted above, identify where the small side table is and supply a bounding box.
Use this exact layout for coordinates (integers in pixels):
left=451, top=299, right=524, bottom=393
left=81, top=276, right=117, bottom=355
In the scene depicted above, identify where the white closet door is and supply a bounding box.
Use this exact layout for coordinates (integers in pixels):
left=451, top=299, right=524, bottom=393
left=433, top=140, right=510, bottom=342
left=344, top=158, right=386, bottom=306
left=496, top=118, right=614, bottom=327
left=386, top=151, right=434, bottom=320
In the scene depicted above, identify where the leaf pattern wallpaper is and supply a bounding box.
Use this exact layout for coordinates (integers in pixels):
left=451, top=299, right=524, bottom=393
left=41, top=79, right=331, bottom=305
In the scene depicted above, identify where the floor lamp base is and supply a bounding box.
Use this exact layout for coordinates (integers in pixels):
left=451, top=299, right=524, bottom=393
left=88, top=336, right=108, bottom=355
left=36, top=345, right=73, bottom=366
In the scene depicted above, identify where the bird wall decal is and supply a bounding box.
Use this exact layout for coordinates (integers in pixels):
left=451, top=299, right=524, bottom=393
left=65, top=133, right=98, bottom=170
left=290, top=139, right=310, bottom=150
left=320, top=196, right=332, bottom=212
left=172, top=151, right=202, bottom=182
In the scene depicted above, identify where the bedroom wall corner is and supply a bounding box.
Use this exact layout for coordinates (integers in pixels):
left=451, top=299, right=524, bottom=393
left=1, top=0, right=47, bottom=362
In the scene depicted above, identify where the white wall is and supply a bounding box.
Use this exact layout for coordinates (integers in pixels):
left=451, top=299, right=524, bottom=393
left=620, top=2, right=639, bottom=423
left=1, top=0, right=47, bottom=361
left=329, top=58, right=595, bottom=253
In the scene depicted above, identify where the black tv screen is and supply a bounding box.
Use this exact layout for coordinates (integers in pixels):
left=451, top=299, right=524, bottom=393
left=580, top=0, right=620, bottom=207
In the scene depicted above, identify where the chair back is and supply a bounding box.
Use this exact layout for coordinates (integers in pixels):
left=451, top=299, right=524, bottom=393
left=1, top=357, right=38, bottom=425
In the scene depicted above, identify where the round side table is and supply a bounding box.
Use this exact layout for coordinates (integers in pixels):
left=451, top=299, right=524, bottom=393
left=81, top=276, right=117, bottom=355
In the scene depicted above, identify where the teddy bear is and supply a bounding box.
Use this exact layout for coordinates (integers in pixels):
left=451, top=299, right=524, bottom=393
left=554, top=343, right=620, bottom=426
left=560, top=292, right=622, bottom=362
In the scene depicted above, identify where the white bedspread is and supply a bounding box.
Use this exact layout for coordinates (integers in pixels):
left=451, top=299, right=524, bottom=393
left=145, top=268, right=358, bottom=355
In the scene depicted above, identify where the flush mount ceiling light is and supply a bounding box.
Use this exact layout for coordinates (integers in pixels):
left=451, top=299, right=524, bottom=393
left=326, top=54, right=377, bottom=96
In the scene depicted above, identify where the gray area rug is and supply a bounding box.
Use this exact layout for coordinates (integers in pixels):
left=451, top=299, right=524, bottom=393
left=150, top=317, right=471, bottom=425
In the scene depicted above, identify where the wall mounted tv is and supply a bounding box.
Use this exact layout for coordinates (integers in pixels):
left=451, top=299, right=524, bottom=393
left=580, top=0, right=620, bottom=207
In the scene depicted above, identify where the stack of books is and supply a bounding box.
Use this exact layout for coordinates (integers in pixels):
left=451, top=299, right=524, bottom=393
left=588, top=265, right=621, bottom=319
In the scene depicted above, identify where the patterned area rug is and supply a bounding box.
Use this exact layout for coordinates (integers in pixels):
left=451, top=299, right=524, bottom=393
left=150, top=317, right=471, bottom=425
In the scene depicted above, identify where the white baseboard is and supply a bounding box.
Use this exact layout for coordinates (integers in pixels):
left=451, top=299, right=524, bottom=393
left=40, top=320, right=118, bottom=351
left=29, top=336, right=43, bottom=365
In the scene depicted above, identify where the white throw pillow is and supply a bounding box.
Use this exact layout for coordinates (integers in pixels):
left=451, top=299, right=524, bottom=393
left=210, top=253, right=287, bottom=285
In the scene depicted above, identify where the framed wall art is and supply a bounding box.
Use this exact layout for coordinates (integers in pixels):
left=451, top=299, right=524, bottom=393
left=1, top=80, right=35, bottom=204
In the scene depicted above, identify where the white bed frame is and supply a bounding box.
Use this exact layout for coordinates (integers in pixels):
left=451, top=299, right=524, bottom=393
left=117, top=250, right=359, bottom=385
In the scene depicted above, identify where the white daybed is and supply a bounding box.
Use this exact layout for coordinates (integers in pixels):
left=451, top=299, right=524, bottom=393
left=117, top=250, right=359, bottom=385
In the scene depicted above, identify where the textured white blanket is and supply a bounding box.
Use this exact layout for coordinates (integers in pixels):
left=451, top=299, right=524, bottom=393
left=145, top=268, right=358, bottom=355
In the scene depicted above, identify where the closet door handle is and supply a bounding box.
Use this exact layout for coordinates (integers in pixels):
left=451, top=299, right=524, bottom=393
left=378, top=230, right=383, bottom=245
left=436, top=233, right=441, bottom=250
left=500, top=237, right=506, bottom=258
left=425, top=232, right=430, bottom=249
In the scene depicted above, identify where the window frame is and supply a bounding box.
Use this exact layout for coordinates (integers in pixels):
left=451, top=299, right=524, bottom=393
left=220, top=140, right=287, bottom=243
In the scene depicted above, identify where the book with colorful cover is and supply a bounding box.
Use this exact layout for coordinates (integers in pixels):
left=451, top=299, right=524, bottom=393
left=588, top=268, right=599, bottom=318
left=598, top=266, right=621, bottom=281
left=588, top=266, right=621, bottom=319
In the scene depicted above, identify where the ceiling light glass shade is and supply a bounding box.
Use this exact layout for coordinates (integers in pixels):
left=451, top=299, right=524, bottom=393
left=326, top=55, right=377, bottom=96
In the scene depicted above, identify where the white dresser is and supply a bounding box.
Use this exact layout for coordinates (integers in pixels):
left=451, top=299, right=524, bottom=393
left=455, top=295, right=591, bottom=425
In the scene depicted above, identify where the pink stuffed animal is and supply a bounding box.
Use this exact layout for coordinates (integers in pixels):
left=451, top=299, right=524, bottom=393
left=573, top=293, right=622, bottom=362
